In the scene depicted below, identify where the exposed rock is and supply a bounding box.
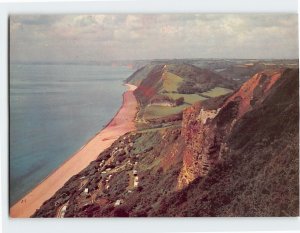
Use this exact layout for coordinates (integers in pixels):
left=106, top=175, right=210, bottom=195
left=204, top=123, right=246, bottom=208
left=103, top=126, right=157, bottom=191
left=177, top=70, right=285, bottom=189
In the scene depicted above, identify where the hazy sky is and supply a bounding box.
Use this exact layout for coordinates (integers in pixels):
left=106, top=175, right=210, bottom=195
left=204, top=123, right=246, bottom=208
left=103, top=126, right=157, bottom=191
left=10, top=14, right=298, bottom=63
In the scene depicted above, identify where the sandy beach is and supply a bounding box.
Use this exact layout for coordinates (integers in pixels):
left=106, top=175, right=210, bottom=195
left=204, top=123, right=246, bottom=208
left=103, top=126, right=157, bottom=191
left=10, top=83, right=138, bottom=218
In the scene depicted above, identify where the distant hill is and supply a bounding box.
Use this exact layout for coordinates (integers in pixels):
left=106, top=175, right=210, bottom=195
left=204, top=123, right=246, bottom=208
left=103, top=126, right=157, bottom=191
left=127, top=63, right=236, bottom=127
left=129, top=63, right=236, bottom=105
left=167, top=63, right=236, bottom=93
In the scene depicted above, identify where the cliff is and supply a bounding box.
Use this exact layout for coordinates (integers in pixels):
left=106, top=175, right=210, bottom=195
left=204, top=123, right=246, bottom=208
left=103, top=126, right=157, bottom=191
left=177, top=70, right=285, bottom=189
left=32, top=68, right=299, bottom=217
left=161, top=68, right=299, bottom=216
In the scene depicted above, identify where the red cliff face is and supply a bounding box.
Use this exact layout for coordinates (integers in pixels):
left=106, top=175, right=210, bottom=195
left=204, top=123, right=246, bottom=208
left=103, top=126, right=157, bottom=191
left=177, top=70, right=284, bottom=189
left=223, top=70, right=282, bottom=118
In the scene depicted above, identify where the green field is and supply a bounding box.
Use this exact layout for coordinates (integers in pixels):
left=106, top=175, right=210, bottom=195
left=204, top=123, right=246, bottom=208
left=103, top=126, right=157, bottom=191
left=165, top=93, right=207, bottom=105
left=139, top=73, right=233, bottom=121
left=201, top=87, right=233, bottom=97
left=141, top=87, right=232, bottom=121
left=143, top=104, right=189, bottom=120
left=162, top=72, right=183, bottom=93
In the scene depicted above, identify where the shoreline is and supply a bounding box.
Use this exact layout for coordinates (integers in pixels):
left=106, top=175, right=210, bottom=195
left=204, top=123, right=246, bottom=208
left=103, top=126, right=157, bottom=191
left=10, top=83, right=138, bottom=218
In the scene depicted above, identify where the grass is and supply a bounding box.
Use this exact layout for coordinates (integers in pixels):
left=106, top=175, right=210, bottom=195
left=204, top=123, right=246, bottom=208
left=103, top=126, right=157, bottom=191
left=131, top=131, right=160, bottom=155
left=139, top=71, right=204, bottom=120
left=138, top=73, right=231, bottom=122
left=161, top=72, right=183, bottom=93
left=137, top=123, right=181, bottom=133
left=165, top=93, right=207, bottom=105
left=201, top=87, right=233, bottom=97
left=143, top=104, right=189, bottom=120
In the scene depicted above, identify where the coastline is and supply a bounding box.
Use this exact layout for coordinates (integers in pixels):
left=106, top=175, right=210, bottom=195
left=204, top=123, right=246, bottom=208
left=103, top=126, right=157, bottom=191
left=10, top=83, right=138, bottom=218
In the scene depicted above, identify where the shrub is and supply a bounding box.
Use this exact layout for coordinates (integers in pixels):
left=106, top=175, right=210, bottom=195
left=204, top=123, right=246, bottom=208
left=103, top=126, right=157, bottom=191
left=137, top=186, right=143, bottom=192
left=175, top=97, right=185, bottom=106
left=113, top=206, right=129, bottom=217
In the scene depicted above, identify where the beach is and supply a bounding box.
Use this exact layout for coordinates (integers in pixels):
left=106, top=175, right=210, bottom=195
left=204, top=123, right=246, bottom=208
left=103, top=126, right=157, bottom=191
left=10, top=83, right=138, bottom=218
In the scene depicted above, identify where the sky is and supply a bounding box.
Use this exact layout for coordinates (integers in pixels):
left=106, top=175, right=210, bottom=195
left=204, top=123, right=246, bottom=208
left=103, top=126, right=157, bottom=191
left=10, top=14, right=298, bottom=63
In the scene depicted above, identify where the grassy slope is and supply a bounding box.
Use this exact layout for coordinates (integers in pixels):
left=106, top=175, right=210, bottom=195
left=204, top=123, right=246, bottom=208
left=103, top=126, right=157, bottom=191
left=33, top=127, right=184, bottom=217
left=137, top=66, right=234, bottom=123
left=165, top=93, right=207, bottom=105
left=134, top=64, right=237, bottom=125
left=142, top=71, right=186, bottom=119
left=201, top=87, right=233, bottom=97
left=161, top=72, right=183, bottom=93
left=143, top=104, right=189, bottom=120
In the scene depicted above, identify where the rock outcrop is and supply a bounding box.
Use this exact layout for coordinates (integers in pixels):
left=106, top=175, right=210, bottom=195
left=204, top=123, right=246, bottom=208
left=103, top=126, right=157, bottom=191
left=177, top=70, right=285, bottom=189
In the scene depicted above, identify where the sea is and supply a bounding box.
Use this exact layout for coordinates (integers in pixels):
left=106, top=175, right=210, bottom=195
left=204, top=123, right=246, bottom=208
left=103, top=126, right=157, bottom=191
left=9, top=63, right=134, bottom=206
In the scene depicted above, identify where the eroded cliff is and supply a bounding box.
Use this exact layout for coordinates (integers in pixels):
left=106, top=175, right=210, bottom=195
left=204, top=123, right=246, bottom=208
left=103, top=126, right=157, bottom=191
left=177, top=70, right=286, bottom=189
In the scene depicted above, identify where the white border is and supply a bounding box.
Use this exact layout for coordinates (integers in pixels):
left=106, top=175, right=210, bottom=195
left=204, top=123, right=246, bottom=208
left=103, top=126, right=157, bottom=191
left=1, top=1, right=299, bottom=233
left=0, top=0, right=298, bottom=13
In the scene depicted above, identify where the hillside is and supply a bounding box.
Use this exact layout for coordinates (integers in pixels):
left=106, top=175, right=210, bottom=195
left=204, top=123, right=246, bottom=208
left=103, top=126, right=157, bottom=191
left=160, top=68, right=299, bottom=216
left=131, top=63, right=236, bottom=106
left=129, top=63, right=236, bottom=128
left=125, top=64, right=157, bottom=86
left=32, top=67, right=298, bottom=217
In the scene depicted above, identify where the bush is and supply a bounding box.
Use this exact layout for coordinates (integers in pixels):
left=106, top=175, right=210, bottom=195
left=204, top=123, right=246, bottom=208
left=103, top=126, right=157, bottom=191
left=113, top=206, right=129, bottom=217
left=175, top=97, right=185, bottom=106
left=134, top=210, right=148, bottom=217
left=137, top=186, right=143, bottom=192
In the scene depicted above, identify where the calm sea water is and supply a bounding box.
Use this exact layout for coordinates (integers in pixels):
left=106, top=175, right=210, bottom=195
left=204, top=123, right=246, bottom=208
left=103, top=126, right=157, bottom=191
left=9, top=63, right=133, bottom=206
